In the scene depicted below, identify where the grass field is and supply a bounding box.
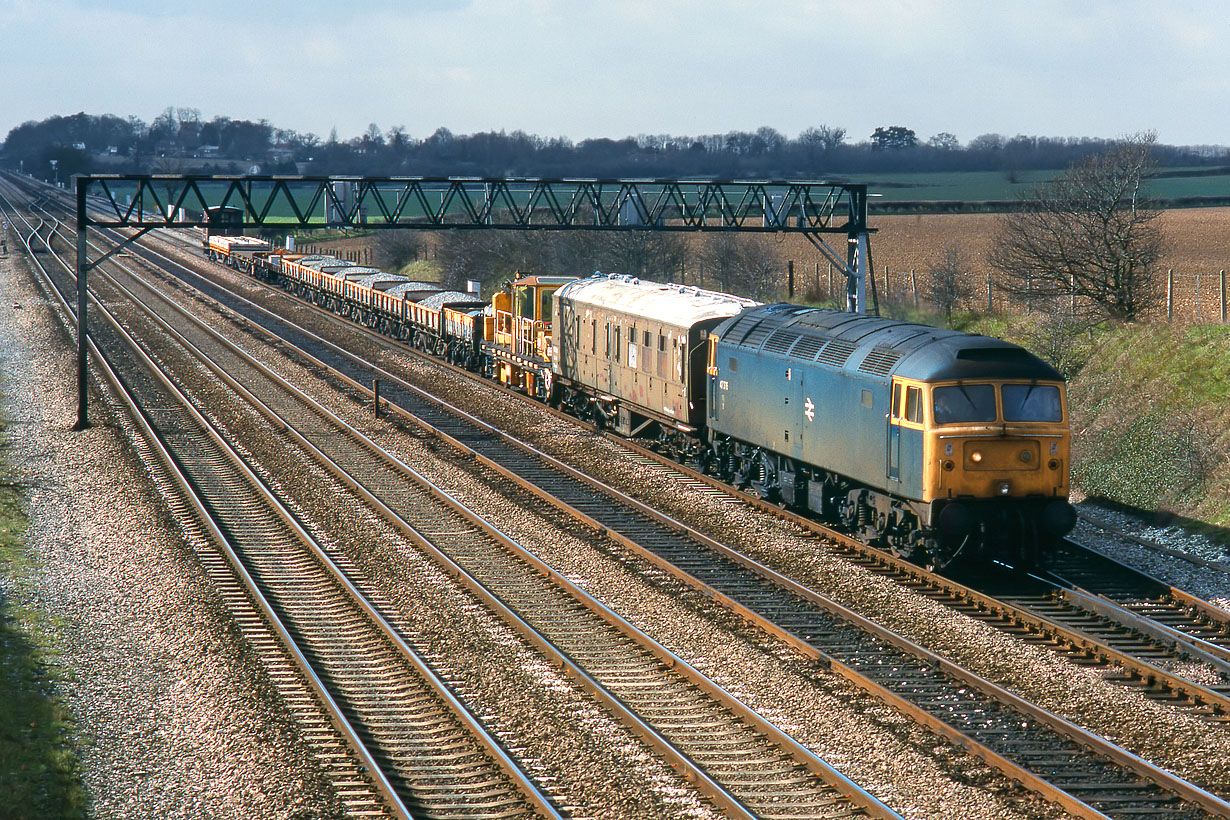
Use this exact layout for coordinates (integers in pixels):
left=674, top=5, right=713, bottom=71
left=0, top=471, right=83, bottom=819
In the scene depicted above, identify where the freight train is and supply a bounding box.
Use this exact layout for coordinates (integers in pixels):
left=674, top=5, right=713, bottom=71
left=202, top=218, right=1076, bottom=570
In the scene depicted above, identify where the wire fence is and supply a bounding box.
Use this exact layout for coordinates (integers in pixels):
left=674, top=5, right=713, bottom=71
left=787, top=262, right=1230, bottom=324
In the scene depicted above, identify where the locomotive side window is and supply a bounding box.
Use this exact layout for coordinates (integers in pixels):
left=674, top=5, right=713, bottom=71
left=891, top=383, right=903, bottom=419
left=932, top=384, right=996, bottom=424
left=1003, top=384, right=1062, bottom=422
left=905, top=386, right=922, bottom=423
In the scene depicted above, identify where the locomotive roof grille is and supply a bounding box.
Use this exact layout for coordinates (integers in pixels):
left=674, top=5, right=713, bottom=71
left=763, top=329, right=801, bottom=354
left=789, top=334, right=826, bottom=360
left=859, top=346, right=904, bottom=376
left=816, top=339, right=858, bottom=368
left=741, top=324, right=775, bottom=348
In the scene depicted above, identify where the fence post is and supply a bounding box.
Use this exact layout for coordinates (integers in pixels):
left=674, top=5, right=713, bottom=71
left=1197, top=270, right=1202, bottom=321
left=827, top=263, right=833, bottom=302
left=985, top=272, right=992, bottom=312
left=910, top=270, right=918, bottom=309
left=1167, top=268, right=1173, bottom=321
left=788, top=260, right=794, bottom=299
left=1221, top=270, right=1226, bottom=324
left=883, top=265, right=890, bottom=300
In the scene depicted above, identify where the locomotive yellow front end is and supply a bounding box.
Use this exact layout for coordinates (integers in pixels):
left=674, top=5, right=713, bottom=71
left=921, top=378, right=1076, bottom=559
left=487, top=274, right=576, bottom=398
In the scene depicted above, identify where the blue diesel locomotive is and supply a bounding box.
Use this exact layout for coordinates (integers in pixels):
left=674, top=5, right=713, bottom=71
left=705, top=303, right=1075, bottom=568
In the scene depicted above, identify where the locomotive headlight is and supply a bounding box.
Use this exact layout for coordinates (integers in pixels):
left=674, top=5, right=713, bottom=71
left=1019, top=450, right=1033, bottom=463
left=971, top=451, right=983, bottom=463
left=997, top=481, right=1011, bottom=495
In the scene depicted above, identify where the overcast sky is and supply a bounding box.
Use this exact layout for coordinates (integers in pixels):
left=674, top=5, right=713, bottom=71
left=5, top=0, right=1229, bottom=147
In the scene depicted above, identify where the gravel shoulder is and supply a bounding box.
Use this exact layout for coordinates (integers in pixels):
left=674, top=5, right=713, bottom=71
left=0, top=242, right=342, bottom=818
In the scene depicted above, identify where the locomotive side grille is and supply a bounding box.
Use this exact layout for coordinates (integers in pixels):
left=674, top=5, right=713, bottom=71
left=763, top=329, right=801, bottom=354
left=859, top=346, right=903, bottom=376
left=816, top=339, right=858, bottom=368
left=789, top=334, right=827, bottom=360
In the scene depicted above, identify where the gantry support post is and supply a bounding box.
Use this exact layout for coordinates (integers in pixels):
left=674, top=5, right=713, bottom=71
left=74, top=179, right=89, bottom=430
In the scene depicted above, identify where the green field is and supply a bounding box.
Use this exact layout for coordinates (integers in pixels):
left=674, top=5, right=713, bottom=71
left=863, top=166, right=1230, bottom=204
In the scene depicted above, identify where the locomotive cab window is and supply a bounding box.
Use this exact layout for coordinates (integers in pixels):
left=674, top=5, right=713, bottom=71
left=1003, top=384, right=1062, bottom=422
left=514, top=286, right=534, bottom=320
left=539, top=287, right=555, bottom=321
left=932, top=384, right=997, bottom=424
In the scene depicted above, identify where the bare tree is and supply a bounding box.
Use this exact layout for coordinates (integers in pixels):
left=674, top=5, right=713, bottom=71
left=925, top=243, right=972, bottom=323
left=595, top=232, right=689, bottom=281
left=373, top=231, right=425, bottom=271
left=989, top=133, right=1166, bottom=323
left=798, top=125, right=847, bottom=151
left=927, top=132, right=959, bottom=151
left=697, top=233, right=783, bottom=300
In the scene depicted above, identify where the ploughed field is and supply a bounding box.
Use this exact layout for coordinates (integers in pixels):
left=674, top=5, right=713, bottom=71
left=779, top=207, right=1230, bottom=282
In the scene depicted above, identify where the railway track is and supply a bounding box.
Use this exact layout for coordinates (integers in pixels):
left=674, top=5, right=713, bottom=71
left=7, top=181, right=904, bottom=819
left=34, top=205, right=1230, bottom=818
left=3, top=186, right=560, bottom=820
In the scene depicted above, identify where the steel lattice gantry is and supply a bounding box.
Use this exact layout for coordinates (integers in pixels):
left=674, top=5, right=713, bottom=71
left=72, top=174, right=875, bottom=426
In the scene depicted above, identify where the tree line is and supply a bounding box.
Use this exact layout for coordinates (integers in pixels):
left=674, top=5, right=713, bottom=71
left=4, top=107, right=1225, bottom=183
